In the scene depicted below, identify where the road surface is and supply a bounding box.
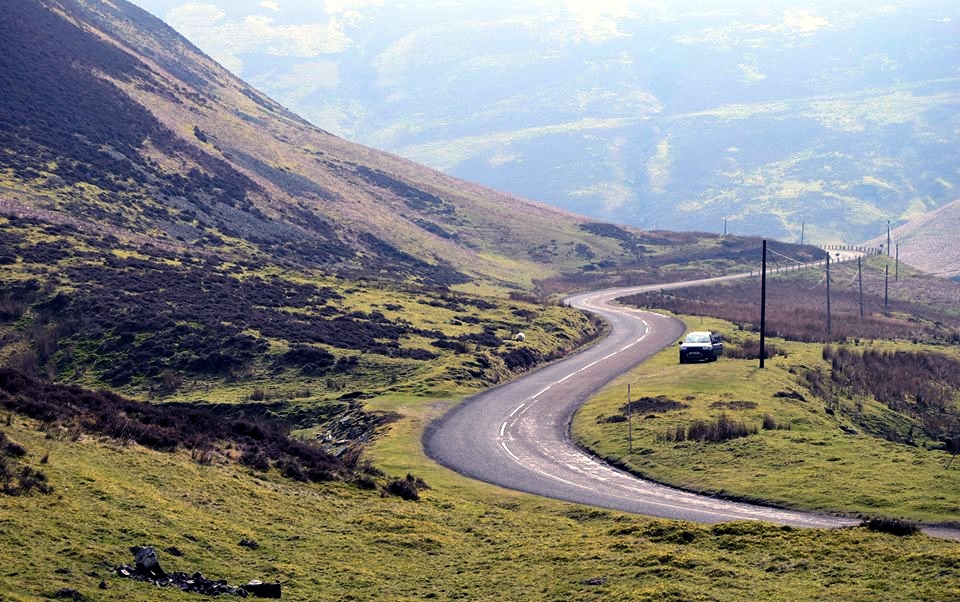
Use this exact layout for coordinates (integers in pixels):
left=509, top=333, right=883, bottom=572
left=424, top=276, right=855, bottom=528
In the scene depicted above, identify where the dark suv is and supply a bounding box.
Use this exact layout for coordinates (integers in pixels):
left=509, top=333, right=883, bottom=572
left=679, top=331, right=723, bottom=363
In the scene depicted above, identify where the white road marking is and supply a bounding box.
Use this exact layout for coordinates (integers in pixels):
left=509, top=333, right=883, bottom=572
left=531, top=386, right=552, bottom=399
left=500, top=441, right=520, bottom=462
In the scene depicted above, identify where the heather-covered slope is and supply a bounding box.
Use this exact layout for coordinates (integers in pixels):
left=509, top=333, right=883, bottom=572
left=0, top=0, right=640, bottom=289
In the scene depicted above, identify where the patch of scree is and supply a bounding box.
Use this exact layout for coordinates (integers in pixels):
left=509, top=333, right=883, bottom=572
left=114, top=546, right=280, bottom=598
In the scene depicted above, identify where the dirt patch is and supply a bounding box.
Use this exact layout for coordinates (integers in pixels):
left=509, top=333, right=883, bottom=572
left=709, top=401, right=758, bottom=410
left=622, top=396, right=688, bottom=415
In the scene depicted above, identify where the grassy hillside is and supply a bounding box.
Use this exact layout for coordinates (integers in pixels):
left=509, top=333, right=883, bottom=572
left=3, top=381, right=960, bottom=601
left=574, top=264, right=960, bottom=524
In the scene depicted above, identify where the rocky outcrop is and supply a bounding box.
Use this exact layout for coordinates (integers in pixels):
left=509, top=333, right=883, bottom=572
left=115, top=546, right=280, bottom=598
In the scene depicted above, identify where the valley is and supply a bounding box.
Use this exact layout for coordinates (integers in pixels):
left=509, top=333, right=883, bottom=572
left=1, top=1, right=959, bottom=600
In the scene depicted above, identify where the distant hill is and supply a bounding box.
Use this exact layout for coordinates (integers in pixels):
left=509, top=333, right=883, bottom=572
left=147, top=0, right=960, bottom=245
left=867, top=199, right=960, bottom=280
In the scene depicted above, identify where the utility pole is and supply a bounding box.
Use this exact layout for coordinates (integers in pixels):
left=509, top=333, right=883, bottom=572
left=800, top=220, right=805, bottom=245
left=895, top=243, right=899, bottom=281
left=858, top=257, right=864, bottom=319
left=887, top=220, right=892, bottom=257
left=627, top=384, right=633, bottom=454
left=759, top=240, right=767, bottom=369
left=884, top=265, right=889, bottom=307
left=826, top=253, right=832, bottom=335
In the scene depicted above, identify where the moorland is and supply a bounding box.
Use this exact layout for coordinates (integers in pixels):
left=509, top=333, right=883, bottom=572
left=1, top=1, right=959, bottom=600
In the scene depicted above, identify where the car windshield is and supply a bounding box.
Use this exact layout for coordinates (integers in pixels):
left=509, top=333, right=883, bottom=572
left=684, top=333, right=710, bottom=343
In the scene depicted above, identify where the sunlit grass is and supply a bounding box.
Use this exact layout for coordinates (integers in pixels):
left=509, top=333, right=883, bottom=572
left=574, top=315, right=960, bottom=523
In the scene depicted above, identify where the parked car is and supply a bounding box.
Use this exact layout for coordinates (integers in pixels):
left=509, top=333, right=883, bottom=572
left=679, top=331, right=723, bottom=363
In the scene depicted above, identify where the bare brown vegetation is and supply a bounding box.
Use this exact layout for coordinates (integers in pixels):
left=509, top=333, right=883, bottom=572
left=0, top=368, right=386, bottom=485
left=623, top=261, right=960, bottom=344
left=804, top=346, right=960, bottom=447
left=657, top=413, right=759, bottom=443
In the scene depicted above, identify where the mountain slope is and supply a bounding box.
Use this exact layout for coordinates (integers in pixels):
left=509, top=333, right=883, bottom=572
left=867, top=198, right=960, bottom=279
left=0, top=0, right=826, bottom=401
left=0, top=0, right=643, bottom=289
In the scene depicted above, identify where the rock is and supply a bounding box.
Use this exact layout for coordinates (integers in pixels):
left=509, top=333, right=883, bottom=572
left=115, top=546, right=274, bottom=598
left=164, top=545, right=184, bottom=557
left=243, top=580, right=282, bottom=598
left=98, top=580, right=109, bottom=590
left=53, top=588, right=84, bottom=600
left=133, top=546, right=166, bottom=579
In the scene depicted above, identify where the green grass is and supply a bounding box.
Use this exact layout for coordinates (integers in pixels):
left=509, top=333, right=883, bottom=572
left=2, top=410, right=960, bottom=602
left=573, top=315, right=960, bottom=524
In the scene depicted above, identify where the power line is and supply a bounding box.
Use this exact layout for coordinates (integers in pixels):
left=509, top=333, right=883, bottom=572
left=808, top=273, right=827, bottom=289
left=765, top=247, right=807, bottom=264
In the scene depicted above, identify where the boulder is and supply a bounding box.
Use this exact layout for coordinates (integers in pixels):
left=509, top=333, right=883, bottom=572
left=133, top=546, right=166, bottom=579
left=243, top=580, right=281, bottom=599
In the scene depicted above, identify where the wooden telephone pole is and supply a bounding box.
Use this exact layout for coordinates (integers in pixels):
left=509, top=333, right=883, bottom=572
left=895, top=243, right=899, bottom=281
left=760, top=240, right=767, bottom=369
left=858, top=257, right=864, bottom=319
left=885, top=265, right=889, bottom=307
left=826, top=253, right=832, bottom=335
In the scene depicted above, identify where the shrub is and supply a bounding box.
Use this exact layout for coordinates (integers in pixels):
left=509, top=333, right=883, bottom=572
left=862, top=517, right=920, bottom=536
left=382, top=473, right=429, bottom=501
left=659, top=413, right=757, bottom=443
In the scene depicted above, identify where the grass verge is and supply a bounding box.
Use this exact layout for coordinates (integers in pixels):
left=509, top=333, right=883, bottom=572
left=573, top=314, right=960, bottom=524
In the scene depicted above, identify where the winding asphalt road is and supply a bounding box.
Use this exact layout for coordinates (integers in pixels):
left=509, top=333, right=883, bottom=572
left=423, top=276, right=856, bottom=528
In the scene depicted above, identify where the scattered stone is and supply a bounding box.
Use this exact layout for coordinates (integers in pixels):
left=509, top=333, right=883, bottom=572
left=53, top=588, right=84, bottom=600
left=54, top=567, right=72, bottom=574
left=98, top=580, right=108, bottom=590
left=115, top=547, right=279, bottom=598
left=164, top=545, right=184, bottom=557
left=840, top=425, right=858, bottom=435
left=582, top=577, right=607, bottom=586
left=239, top=538, right=259, bottom=550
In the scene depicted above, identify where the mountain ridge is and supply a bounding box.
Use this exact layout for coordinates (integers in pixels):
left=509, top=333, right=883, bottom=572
left=0, top=0, right=650, bottom=290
